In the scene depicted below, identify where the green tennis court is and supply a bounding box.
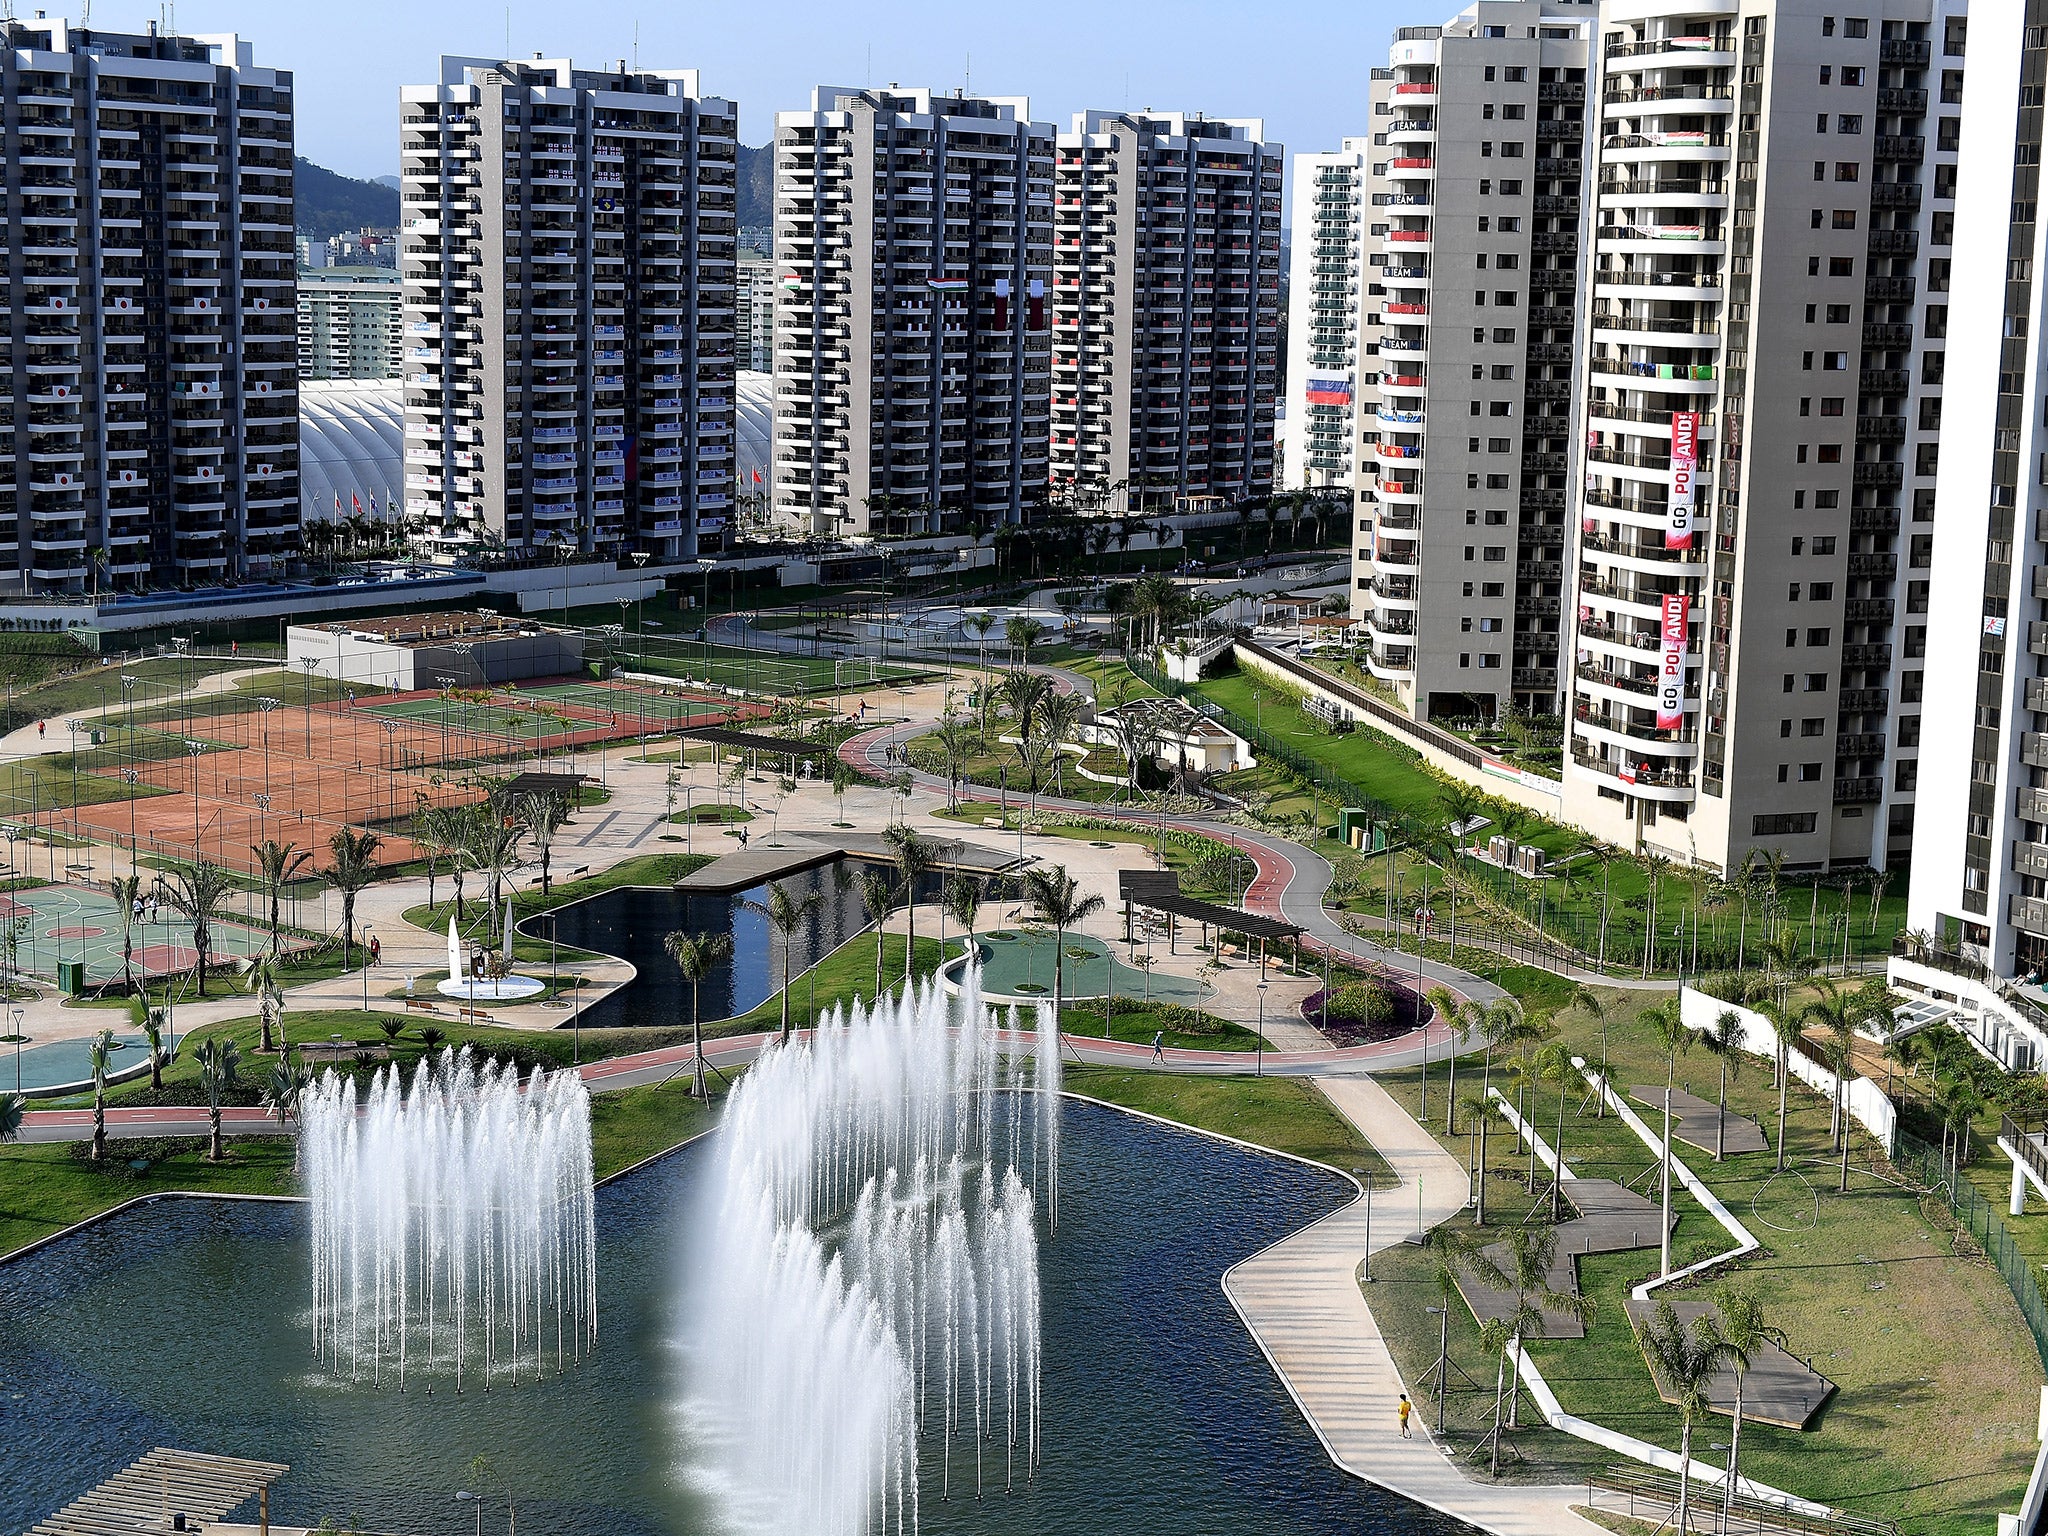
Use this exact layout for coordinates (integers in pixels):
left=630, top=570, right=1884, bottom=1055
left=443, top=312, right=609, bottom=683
left=0, top=883, right=277, bottom=985
left=522, top=681, right=729, bottom=729
left=359, top=696, right=560, bottom=743
left=969, top=929, right=1204, bottom=1004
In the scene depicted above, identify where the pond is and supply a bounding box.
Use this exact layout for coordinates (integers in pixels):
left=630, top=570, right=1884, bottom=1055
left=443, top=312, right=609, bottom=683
left=0, top=1103, right=1471, bottom=1536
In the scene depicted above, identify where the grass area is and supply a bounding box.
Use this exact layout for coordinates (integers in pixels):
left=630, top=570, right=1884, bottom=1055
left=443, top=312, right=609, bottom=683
left=1061, top=998, right=1269, bottom=1052
left=0, top=1137, right=298, bottom=1258
left=402, top=851, right=714, bottom=959
left=588, top=1075, right=725, bottom=1181
left=1064, top=1066, right=1389, bottom=1179
left=1365, top=984, right=2039, bottom=1533
left=707, top=931, right=954, bottom=1036
left=622, top=640, right=925, bottom=697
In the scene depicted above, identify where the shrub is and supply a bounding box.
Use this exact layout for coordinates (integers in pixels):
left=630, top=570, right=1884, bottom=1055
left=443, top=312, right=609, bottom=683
left=1154, top=1001, right=1223, bottom=1036
left=1320, top=980, right=1394, bottom=1030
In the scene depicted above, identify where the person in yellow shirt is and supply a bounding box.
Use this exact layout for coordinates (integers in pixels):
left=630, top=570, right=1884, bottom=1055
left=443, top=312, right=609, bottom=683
left=1397, top=1393, right=1413, bottom=1438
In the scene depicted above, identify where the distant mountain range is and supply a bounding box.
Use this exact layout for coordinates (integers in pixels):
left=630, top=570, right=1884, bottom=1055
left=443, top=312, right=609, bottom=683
left=296, top=157, right=400, bottom=237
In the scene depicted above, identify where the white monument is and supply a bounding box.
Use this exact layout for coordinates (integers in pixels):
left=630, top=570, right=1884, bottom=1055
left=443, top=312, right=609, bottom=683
left=437, top=913, right=545, bottom=1003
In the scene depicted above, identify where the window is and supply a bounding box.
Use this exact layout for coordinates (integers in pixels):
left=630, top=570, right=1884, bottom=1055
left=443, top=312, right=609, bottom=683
left=1488, top=437, right=1512, bottom=452
left=1824, top=352, right=1848, bottom=370
left=1799, top=763, right=1824, bottom=782
left=1813, top=536, right=1836, bottom=554
left=1778, top=764, right=1790, bottom=783
left=1817, top=113, right=1830, bottom=134
left=1504, top=104, right=1526, bottom=120
left=1832, top=209, right=1856, bottom=229
left=1806, top=303, right=1818, bottom=321
left=1489, top=400, right=1512, bottom=416
left=1498, top=217, right=1521, bottom=232
left=1792, top=537, right=1805, bottom=555
left=1481, top=142, right=1493, bottom=158
left=1502, top=142, right=1524, bottom=158
left=1836, top=162, right=1860, bottom=182
left=1789, top=583, right=1803, bottom=601
left=1828, top=256, right=1854, bottom=276
left=1843, top=66, right=1864, bottom=85
left=1814, top=161, right=1827, bottom=181
left=1459, top=653, right=1471, bottom=668
left=1486, top=473, right=1510, bottom=489
left=1491, top=364, right=1516, bottom=380
left=1822, top=15, right=1836, bottom=35
left=1819, top=65, right=1833, bottom=83
left=1483, top=103, right=1496, bottom=119
left=1811, top=209, right=1826, bottom=229
left=1820, top=397, right=1844, bottom=416
left=1801, top=718, right=1827, bottom=736
left=1780, top=719, right=1794, bottom=738
left=1492, top=327, right=1517, bottom=342
left=1798, top=445, right=1810, bottom=463
left=1806, top=628, right=1832, bottom=646
left=1803, top=351, right=1815, bottom=370
left=1799, top=399, right=1812, bottom=417
left=1495, top=290, right=1518, bottom=306
left=1786, top=627, right=1800, bottom=645
left=1837, top=115, right=1862, bottom=134
left=1484, top=65, right=1497, bottom=81
left=1483, top=546, right=1508, bottom=561
left=1475, top=290, right=1489, bottom=305
left=1469, top=436, right=1483, bottom=452
left=1783, top=674, right=1796, bottom=693
left=1465, top=510, right=1479, bottom=525
left=1808, top=256, right=1823, bottom=276
left=1810, top=582, right=1834, bottom=600
left=1481, top=581, right=1505, bottom=597
left=1815, top=488, right=1840, bottom=508
left=1505, top=66, right=1526, bottom=82
left=1844, top=15, right=1866, bottom=35
left=1804, top=673, right=1829, bottom=692
left=1755, top=813, right=1819, bottom=835
left=1825, top=304, right=1850, bottom=322
left=1817, top=444, right=1842, bottom=463
left=1500, top=180, right=1522, bottom=195
left=1478, top=654, right=1502, bottom=669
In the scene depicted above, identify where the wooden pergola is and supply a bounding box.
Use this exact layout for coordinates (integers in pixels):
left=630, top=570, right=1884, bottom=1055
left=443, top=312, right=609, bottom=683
left=33, top=1448, right=289, bottom=1536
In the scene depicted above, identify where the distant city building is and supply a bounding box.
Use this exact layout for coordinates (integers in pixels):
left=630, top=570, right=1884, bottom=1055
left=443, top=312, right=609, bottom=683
left=0, top=16, right=300, bottom=589
left=400, top=55, right=739, bottom=562
left=1284, top=141, right=1370, bottom=492
left=772, top=87, right=1055, bottom=538
left=736, top=250, right=777, bottom=371
left=1047, top=111, right=1284, bottom=513
left=299, top=236, right=332, bottom=269
left=298, top=270, right=403, bottom=379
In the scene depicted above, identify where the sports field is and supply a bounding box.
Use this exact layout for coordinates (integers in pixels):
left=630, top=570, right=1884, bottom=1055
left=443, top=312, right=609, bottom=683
left=0, top=883, right=277, bottom=985
left=623, top=642, right=923, bottom=696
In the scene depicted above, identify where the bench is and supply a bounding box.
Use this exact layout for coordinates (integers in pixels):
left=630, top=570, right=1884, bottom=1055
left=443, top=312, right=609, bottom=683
left=983, top=817, right=1005, bottom=829
left=405, top=998, right=438, bottom=1015
left=459, top=1008, right=496, bottom=1024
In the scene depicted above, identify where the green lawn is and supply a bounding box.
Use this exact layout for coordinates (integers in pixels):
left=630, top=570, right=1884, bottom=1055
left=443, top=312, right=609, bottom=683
left=708, top=931, right=955, bottom=1036
left=1060, top=998, right=1269, bottom=1052
left=1064, top=1066, right=1389, bottom=1178
left=1365, top=984, right=2039, bottom=1534
left=0, top=1137, right=298, bottom=1258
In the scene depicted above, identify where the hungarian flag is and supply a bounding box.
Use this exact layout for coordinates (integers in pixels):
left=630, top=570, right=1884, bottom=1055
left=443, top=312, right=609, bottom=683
left=928, top=277, right=968, bottom=293
left=779, top=273, right=805, bottom=291
left=994, top=277, right=1011, bottom=329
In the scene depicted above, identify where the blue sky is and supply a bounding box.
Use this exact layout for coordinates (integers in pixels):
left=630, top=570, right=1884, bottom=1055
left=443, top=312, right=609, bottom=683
left=85, top=0, right=1406, bottom=180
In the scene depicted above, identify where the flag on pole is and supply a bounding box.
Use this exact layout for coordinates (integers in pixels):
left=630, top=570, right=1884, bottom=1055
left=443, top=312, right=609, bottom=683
left=352, top=491, right=362, bottom=516
left=334, top=491, right=343, bottom=515
left=927, top=277, right=969, bottom=293
left=752, top=469, right=763, bottom=485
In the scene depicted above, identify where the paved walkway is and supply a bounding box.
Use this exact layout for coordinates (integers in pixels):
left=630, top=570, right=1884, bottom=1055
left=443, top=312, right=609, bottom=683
left=1222, top=1076, right=1604, bottom=1536
left=1626, top=1085, right=1768, bottom=1158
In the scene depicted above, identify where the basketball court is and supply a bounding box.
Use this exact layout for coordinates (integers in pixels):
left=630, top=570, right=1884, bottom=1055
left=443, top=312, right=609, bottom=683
left=0, top=884, right=277, bottom=985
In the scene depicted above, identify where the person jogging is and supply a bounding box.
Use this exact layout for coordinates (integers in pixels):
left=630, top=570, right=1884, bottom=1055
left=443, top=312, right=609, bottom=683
left=1150, top=1030, right=1165, bottom=1064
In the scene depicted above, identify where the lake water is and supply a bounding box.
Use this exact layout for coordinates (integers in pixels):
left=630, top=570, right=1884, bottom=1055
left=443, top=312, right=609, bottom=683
left=0, top=1103, right=1471, bottom=1536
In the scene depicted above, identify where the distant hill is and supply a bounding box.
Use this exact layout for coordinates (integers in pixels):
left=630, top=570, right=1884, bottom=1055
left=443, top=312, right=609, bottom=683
left=739, top=142, right=773, bottom=242
left=296, top=157, right=401, bottom=237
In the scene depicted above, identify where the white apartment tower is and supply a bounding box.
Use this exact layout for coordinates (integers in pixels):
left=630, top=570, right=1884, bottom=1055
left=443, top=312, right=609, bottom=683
left=297, top=271, right=402, bottom=379
left=771, top=88, right=1055, bottom=539
left=1047, top=112, right=1284, bottom=512
left=400, top=57, right=739, bottom=563
left=1286, top=142, right=1370, bottom=492
left=1562, top=0, right=1960, bottom=874
left=1909, top=0, right=2048, bottom=971
left=1351, top=2, right=1595, bottom=722
left=0, top=18, right=298, bottom=591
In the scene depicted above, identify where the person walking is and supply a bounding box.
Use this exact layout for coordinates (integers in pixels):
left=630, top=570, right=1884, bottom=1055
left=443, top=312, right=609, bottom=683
left=36, top=720, right=44, bottom=741
left=1151, top=1030, right=1165, bottom=1064
left=1397, top=1394, right=1413, bottom=1438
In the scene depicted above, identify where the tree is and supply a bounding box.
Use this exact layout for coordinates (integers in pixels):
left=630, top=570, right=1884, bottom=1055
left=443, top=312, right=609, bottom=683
left=745, top=880, right=824, bottom=1039
left=856, top=867, right=898, bottom=1000
left=830, top=756, right=856, bottom=826
left=195, top=1036, right=240, bottom=1162
left=240, top=948, right=289, bottom=1057
left=1107, top=706, right=1160, bottom=804
left=1712, top=1285, right=1784, bottom=1526
left=1420, top=1224, right=1483, bottom=1434
left=1469, top=998, right=1528, bottom=1226
left=883, top=824, right=944, bottom=985
left=1803, top=979, right=1879, bottom=1193
left=931, top=717, right=975, bottom=812
left=1642, top=999, right=1693, bottom=1277
left=1005, top=615, right=1046, bottom=666
left=1021, top=863, right=1106, bottom=1030
left=0, top=1089, right=23, bottom=1146
left=88, top=1027, right=115, bottom=1162
left=323, top=827, right=384, bottom=972
left=249, top=839, right=312, bottom=959
left=1425, top=986, right=1470, bottom=1137
left=944, top=874, right=982, bottom=960
left=1535, top=1036, right=1580, bottom=1221
left=1752, top=996, right=1804, bottom=1174
left=142, top=1007, right=167, bottom=1093
left=1634, top=1299, right=1739, bottom=1536
left=260, top=1047, right=312, bottom=1172
left=1464, top=1225, right=1592, bottom=1471
left=159, top=859, right=237, bottom=999
left=1699, top=1007, right=1745, bottom=1162
left=663, top=929, right=734, bottom=1098
left=997, top=668, right=1054, bottom=745
left=516, top=791, right=570, bottom=894
left=1566, top=984, right=1609, bottom=1118
left=460, top=814, right=527, bottom=943
left=108, top=873, right=143, bottom=998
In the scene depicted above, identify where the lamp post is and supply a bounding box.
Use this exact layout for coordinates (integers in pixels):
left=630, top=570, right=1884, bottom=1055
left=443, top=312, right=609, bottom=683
left=299, top=656, right=320, bottom=752
left=257, top=696, right=279, bottom=811
left=454, top=1492, right=482, bottom=1536
left=184, top=740, right=207, bottom=859
left=1256, top=976, right=1268, bottom=1077
left=1, top=1026, right=27, bottom=1092
left=360, top=923, right=375, bottom=1010
left=121, top=769, right=140, bottom=871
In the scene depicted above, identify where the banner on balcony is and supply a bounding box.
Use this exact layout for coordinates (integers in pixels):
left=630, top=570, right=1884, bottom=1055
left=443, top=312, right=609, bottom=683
left=1668, top=410, right=1698, bottom=550
left=1657, top=593, right=1689, bottom=730
left=1028, top=278, right=1046, bottom=331
left=1305, top=378, right=1353, bottom=405
left=994, top=277, right=1010, bottom=329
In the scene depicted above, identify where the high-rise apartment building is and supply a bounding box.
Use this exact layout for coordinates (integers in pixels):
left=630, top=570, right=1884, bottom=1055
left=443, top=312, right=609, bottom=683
left=1348, top=2, right=1593, bottom=721
left=1909, top=0, right=2048, bottom=970
left=771, top=88, right=1054, bottom=539
left=736, top=249, right=776, bottom=371
left=298, top=270, right=402, bottom=379
left=400, top=56, right=738, bottom=563
left=1560, top=0, right=1959, bottom=875
left=1046, top=112, right=1283, bottom=512
left=0, top=18, right=298, bottom=590
left=1285, top=142, right=1370, bottom=493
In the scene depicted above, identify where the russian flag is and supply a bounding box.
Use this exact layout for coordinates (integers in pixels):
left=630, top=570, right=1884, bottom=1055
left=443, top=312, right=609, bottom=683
left=1305, top=378, right=1352, bottom=406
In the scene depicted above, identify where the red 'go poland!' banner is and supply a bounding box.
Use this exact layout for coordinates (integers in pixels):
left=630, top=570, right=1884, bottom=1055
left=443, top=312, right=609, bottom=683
left=1668, top=411, right=1698, bottom=550
left=1657, top=594, right=1690, bottom=730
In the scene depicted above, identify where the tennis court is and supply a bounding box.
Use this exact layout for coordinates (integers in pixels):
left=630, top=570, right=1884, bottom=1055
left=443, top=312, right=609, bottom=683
left=522, top=680, right=735, bottom=731
left=0, top=883, right=278, bottom=985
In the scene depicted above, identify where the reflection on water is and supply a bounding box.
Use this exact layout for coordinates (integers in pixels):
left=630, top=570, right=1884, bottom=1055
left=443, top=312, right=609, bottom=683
left=0, top=1105, right=1471, bottom=1536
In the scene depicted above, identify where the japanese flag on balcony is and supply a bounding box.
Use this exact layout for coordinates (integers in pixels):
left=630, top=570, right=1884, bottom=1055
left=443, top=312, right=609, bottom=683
left=255, top=297, right=269, bottom=310
left=52, top=385, right=68, bottom=399
left=113, top=296, right=132, bottom=310
left=254, top=381, right=271, bottom=394
left=50, top=296, right=65, bottom=310
left=118, top=470, right=139, bottom=485
left=198, top=466, right=213, bottom=479
left=54, top=473, right=71, bottom=487
left=195, top=297, right=209, bottom=309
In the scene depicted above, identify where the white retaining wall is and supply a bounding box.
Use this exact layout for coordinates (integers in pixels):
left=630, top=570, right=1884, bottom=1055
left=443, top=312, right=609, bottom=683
left=1676, top=986, right=1897, bottom=1154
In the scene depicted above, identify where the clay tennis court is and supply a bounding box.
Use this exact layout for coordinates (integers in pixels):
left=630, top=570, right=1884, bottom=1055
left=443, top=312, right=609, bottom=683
left=36, top=676, right=760, bottom=874
left=0, top=884, right=277, bottom=984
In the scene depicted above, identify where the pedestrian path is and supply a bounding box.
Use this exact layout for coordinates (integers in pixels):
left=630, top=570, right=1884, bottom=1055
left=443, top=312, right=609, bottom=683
left=1222, top=1075, right=1605, bottom=1536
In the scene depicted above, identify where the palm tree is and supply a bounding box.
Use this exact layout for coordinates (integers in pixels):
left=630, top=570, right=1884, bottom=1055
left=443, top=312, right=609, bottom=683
left=1420, top=1224, right=1482, bottom=1434
left=967, top=611, right=997, bottom=677
left=1699, top=1007, right=1745, bottom=1162
left=461, top=815, right=527, bottom=943
left=249, top=839, right=312, bottom=957
left=1108, top=706, right=1159, bottom=804
left=1753, top=995, right=1803, bottom=1173
left=944, top=874, right=982, bottom=961
left=1464, top=1225, right=1593, bottom=1471
left=883, top=824, right=943, bottom=985
left=1021, top=863, right=1106, bottom=1029
left=102, top=873, right=144, bottom=999
left=0, top=1089, right=23, bottom=1145
left=1005, top=615, right=1046, bottom=666
left=260, top=1047, right=312, bottom=1171
left=1634, top=1299, right=1739, bottom=1536
left=1642, top=998, right=1693, bottom=1277
left=1566, top=985, right=1609, bottom=1117
left=998, top=668, right=1054, bottom=744
left=1425, top=986, right=1470, bottom=1137
left=745, top=880, right=824, bottom=1039
left=663, top=929, right=733, bottom=1098
left=426, top=803, right=467, bottom=917
left=1470, top=997, right=1527, bottom=1225
left=1535, top=1036, right=1580, bottom=1221
left=1803, top=979, right=1874, bottom=1192
left=195, top=1036, right=240, bottom=1162
left=516, top=791, right=570, bottom=894
left=323, top=827, right=384, bottom=972
left=88, top=1027, right=115, bottom=1162
left=830, top=756, right=856, bottom=827
left=159, top=859, right=237, bottom=999
left=141, top=1006, right=167, bottom=1093
left=931, top=717, right=975, bottom=812
left=1712, top=1285, right=1784, bottom=1526
left=856, top=867, right=898, bottom=999
left=239, top=947, right=289, bottom=1056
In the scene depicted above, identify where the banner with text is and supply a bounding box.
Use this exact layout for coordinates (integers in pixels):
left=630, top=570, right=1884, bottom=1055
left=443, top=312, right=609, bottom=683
left=1658, top=593, right=1690, bottom=731
left=1668, top=411, right=1699, bottom=550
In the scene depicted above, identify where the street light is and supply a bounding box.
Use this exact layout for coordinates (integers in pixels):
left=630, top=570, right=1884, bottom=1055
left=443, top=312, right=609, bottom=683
left=454, top=1492, right=482, bottom=1536
left=360, top=923, right=376, bottom=1011
left=1256, top=977, right=1268, bottom=1077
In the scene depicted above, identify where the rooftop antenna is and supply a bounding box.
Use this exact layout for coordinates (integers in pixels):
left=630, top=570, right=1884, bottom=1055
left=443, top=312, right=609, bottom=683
left=964, top=52, right=970, bottom=96
left=504, top=5, right=510, bottom=57
left=632, top=19, right=639, bottom=70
